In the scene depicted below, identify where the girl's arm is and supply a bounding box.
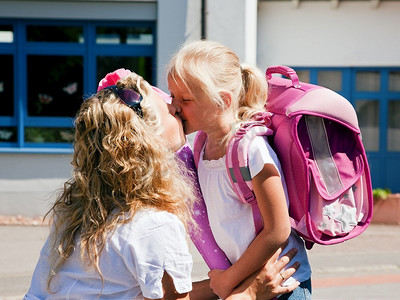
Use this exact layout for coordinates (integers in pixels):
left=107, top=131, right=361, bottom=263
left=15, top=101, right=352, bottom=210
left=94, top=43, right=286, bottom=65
left=209, top=163, right=291, bottom=299
left=190, top=279, right=219, bottom=300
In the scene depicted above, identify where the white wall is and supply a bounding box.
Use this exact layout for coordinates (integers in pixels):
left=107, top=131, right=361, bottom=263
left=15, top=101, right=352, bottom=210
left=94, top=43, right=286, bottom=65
left=257, top=1, right=400, bottom=68
left=207, top=0, right=258, bottom=65
left=0, top=0, right=156, bottom=20
left=0, top=154, right=73, bottom=217
left=156, top=0, right=201, bottom=91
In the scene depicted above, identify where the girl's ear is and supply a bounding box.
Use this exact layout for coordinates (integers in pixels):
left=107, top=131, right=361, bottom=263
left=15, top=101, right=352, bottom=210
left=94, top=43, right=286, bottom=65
left=220, top=91, right=232, bottom=108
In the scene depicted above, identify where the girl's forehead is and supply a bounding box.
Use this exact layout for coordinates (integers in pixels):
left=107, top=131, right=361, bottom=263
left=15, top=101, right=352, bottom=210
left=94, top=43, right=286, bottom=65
left=168, top=78, right=192, bottom=95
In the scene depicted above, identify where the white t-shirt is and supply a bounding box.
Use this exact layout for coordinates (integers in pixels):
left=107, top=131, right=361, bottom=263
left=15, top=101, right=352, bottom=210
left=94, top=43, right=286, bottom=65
left=24, top=209, right=193, bottom=299
left=198, top=136, right=311, bottom=285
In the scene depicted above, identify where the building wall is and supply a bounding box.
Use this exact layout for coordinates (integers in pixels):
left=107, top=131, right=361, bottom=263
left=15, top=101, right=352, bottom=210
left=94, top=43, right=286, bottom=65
left=257, top=1, right=400, bottom=68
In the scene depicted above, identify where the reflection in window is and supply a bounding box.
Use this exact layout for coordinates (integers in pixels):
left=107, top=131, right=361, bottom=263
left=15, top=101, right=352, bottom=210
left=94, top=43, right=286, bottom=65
left=0, top=55, right=14, bottom=116
left=318, top=71, right=342, bottom=91
left=0, top=25, right=13, bottom=43
left=96, top=26, right=153, bottom=45
left=27, top=55, right=83, bottom=117
left=27, top=25, right=83, bottom=43
left=25, top=127, right=75, bottom=143
left=388, top=101, right=400, bottom=152
left=356, top=100, right=379, bottom=151
left=97, top=56, right=153, bottom=85
left=356, top=71, right=380, bottom=92
left=0, top=127, right=17, bottom=142
left=389, top=72, right=400, bottom=92
left=296, top=70, right=310, bottom=83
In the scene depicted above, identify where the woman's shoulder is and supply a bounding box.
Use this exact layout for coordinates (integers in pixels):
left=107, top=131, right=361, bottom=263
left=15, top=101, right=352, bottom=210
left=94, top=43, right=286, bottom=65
left=134, top=208, right=181, bottom=227
left=117, top=209, right=184, bottom=239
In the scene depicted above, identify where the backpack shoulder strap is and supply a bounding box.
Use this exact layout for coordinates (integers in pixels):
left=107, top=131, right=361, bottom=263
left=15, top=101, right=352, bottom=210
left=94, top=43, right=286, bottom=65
left=226, top=113, right=274, bottom=234
left=193, top=130, right=207, bottom=169
left=176, top=141, right=231, bottom=270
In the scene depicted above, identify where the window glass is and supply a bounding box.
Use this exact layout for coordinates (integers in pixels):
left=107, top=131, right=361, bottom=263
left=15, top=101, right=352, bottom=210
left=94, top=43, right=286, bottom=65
left=0, top=127, right=17, bottom=142
left=389, top=71, right=400, bottom=92
left=27, top=55, right=83, bottom=117
left=318, top=71, right=342, bottom=91
left=97, top=56, right=153, bottom=85
left=388, top=100, right=400, bottom=152
left=356, top=71, right=380, bottom=92
left=25, top=127, right=74, bottom=143
left=96, top=26, right=153, bottom=45
left=296, top=70, right=310, bottom=83
left=27, top=25, right=83, bottom=43
left=0, top=55, right=14, bottom=116
left=0, top=25, right=13, bottom=43
left=356, top=100, right=379, bottom=151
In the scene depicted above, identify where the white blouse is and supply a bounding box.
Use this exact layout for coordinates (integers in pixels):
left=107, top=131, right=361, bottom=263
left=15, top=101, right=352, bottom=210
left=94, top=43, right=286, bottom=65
left=24, top=209, right=193, bottom=299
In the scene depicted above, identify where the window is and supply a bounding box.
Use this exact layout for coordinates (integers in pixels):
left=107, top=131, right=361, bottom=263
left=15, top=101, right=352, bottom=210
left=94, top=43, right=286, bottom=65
left=0, top=25, right=13, bottom=43
left=388, top=100, right=400, bottom=152
left=96, top=26, right=153, bottom=45
left=0, top=54, right=14, bottom=117
left=27, top=25, right=83, bottom=43
left=0, top=20, right=155, bottom=151
left=318, top=71, right=342, bottom=92
left=356, top=100, right=379, bottom=151
left=356, top=71, right=380, bottom=92
left=27, top=55, right=83, bottom=118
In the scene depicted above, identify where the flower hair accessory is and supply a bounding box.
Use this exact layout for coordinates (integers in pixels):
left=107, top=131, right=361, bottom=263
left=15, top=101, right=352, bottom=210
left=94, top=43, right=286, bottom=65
left=97, top=68, right=172, bottom=104
left=97, top=68, right=132, bottom=91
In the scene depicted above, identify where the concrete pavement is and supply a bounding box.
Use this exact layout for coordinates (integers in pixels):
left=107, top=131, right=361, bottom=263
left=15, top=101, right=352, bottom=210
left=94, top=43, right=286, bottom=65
left=1, top=223, right=399, bottom=299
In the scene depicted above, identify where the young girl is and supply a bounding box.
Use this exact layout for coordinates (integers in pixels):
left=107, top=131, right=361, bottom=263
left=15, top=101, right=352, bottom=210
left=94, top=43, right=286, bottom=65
left=24, top=70, right=196, bottom=299
left=167, top=40, right=312, bottom=300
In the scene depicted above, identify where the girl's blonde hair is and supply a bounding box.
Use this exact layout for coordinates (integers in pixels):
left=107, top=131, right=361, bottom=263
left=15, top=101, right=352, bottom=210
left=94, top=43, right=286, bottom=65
left=45, top=72, right=196, bottom=291
left=167, top=40, right=268, bottom=123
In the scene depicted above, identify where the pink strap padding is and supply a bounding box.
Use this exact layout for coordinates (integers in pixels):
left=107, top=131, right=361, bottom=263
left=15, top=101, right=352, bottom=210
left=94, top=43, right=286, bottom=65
left=226, top=113, right=274, bottom=234
left=193, top=131, right=207, bottom=169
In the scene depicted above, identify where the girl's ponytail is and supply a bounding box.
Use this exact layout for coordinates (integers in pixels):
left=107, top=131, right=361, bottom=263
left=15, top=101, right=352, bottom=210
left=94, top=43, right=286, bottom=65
left=237, top=63, right=268, bottom=122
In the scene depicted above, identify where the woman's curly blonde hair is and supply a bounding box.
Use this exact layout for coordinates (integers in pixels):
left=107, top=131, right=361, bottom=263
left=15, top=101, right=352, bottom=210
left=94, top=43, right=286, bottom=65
left=45, top=72, right=196, bottom=291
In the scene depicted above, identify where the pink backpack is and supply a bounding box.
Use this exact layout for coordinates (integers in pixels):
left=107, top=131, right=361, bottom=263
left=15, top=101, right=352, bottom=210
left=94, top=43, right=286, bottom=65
left=192, top=65, right=373, bottom=251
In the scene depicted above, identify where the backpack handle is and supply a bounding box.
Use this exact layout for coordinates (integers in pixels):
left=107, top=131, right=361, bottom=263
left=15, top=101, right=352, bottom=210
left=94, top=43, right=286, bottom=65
left=266, top=65, right=301, bottom=89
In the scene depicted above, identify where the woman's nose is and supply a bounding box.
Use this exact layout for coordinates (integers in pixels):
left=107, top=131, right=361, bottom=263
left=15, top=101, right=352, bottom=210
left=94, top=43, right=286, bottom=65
left=171, top=98, right=182, bottom=113
left=168, top=103, right=177, bottom=115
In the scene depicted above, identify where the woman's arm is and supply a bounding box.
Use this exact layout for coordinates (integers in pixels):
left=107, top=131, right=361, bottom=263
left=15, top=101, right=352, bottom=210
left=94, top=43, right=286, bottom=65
left=209, top=164, right=291, bottom=299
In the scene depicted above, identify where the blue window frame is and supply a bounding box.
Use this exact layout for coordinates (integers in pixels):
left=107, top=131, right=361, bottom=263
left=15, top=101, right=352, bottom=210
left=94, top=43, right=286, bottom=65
left=294, top=67, right=400, bottom=193
left=0, top=19, right=156, bottom=153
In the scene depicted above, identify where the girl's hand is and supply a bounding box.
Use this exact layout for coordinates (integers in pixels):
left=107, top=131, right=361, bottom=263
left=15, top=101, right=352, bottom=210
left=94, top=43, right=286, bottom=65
left=208, top=269, right=234, bottom=300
